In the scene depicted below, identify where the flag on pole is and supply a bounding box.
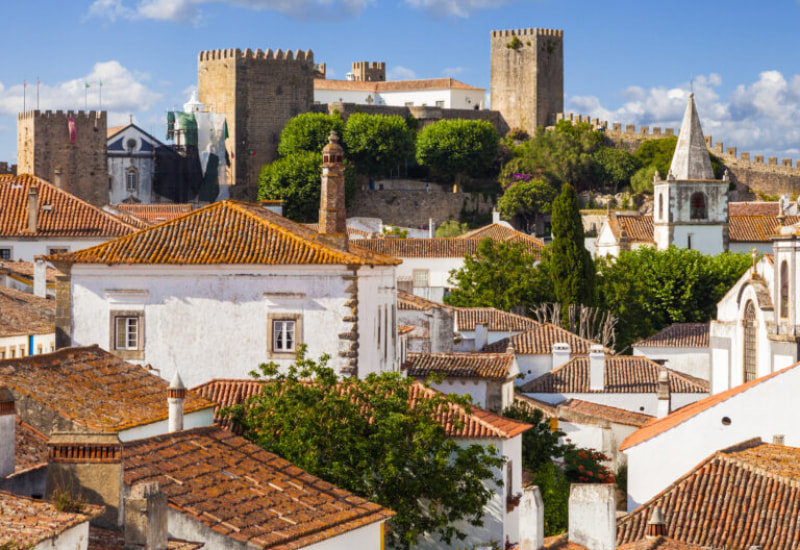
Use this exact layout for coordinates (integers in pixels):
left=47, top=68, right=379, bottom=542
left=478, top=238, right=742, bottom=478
left=85, top=82, right=90, bottom=89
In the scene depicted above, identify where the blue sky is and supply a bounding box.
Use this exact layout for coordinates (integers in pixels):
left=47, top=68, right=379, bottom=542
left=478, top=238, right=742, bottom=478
left=2, top=0, right=800, bottom=164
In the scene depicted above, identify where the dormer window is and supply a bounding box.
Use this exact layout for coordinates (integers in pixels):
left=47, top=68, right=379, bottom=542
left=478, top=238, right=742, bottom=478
left=690, top=193, right=707, bottom=220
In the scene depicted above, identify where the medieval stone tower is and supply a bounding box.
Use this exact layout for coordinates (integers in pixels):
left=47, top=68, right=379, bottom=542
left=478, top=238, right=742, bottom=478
left=17, top=110, right=108, bottom=206
left=490, top=28, right=564, bottom=135
left=350, top=61, right=386, bottom=82
left=198, top=48, right=317, bottom=197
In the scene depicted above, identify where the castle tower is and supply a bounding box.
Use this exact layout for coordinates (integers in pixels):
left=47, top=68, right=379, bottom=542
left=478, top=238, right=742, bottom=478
left=17, top=110, right=108, bottom=206
left=197, top=48, right=317, bottom=199
left=490, top=28, right=564, bottom=135
left=350, top=61, right=386, bottom=82
left=653, top=93, right=729, bottom=254
left=317, top=131, right=348, bottom=251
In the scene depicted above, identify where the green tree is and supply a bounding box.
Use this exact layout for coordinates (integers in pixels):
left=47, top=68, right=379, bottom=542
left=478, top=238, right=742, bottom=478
left=277, top=112, right=345, bottom=157
left=497, top=178, right=558, bottom=234
left=435, top=220, right=469, bottom=238
left=633, top=137, right=678, bottom=178
left=225, top=349, right=505, bottom=550
left=550, top=183, right=595, bottom=314
left=444, top=239, right=555, bottom=311
left=416, top=119, right=499, bottom=182
left=342, top=113, right=416, bottom=177
left=596, top=247, right=751, bottom=351
left=630, top=165, right=658, bottom=194
left=593, top=147, right=641, bottom=192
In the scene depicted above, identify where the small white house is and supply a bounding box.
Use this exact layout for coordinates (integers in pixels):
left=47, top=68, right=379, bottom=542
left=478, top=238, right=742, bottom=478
left=0, top=259, right=55, bottom=297
left=314, top=77, right=485, bottom=110
left=397, top=290, right=455, bottom=353
left=620, top=361, right=800, bottom=512
left=107, top=123, right=163, bottom=205
left=633, top=323, right=710, bottom=380
left=0, top=286, right=55, bottom=359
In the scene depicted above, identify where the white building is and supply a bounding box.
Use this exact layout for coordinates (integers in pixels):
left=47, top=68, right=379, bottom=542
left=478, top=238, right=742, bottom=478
left=620, top=362, right=800, bottom=511
left=107, top=123, right=163, bottom=205
left=632, top=323, right=710, bottom=380
left=314, top=77, right=485, bottom=110
left=0, top=174, right=136, bottom=262
left=50, top=134, right=400, bottom=387
left=0, top=286, right=55, bottom=359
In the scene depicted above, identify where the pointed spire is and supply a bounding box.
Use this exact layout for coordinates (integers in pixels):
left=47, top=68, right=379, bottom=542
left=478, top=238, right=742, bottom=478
left=669, top=93, right=715, bottom=180
left=169, top=372, right=185, bottom=390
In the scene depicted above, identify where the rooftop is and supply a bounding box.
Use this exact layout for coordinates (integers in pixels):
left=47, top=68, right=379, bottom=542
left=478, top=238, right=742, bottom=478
left=14, top=418, right=49, bottom=472
left=483, top=324, right=607, bottom=355
left=123, top=426, right=393, bottom=549
left=0, top=259, right=56, bottom=285
left=728, top=214, right=800, bottom=242
left=633, top=323, right=710, bottom=349
left=520, top=356, right=709, bottom=394
left=47, top=200, right=400, bottom=267
left=459, top=223, right=546, bottom=247
left=668, top=93, right=715, bottom=181
left=0, top=345, right=214, bottom=433
left=617, top=439, right=800, bottom=549
left=0, top=174, right=136, bottom=238
left=403, top=352, right=515, bottom=380
left=607, top=213, right=655, bottom=244
left=397, top=289, right=441, bottom=311
left=356, top=236, right=542, bottom=259
left=452, top=306, right=539, bottom=332
left=0, top=490, right=103, bottom=546
left=114, top=203, right=194, bottom=224
left=514, top=394, right=654, bottom=428
left=0, top=285, right=54, bottom=338
left=314, top=77, right=484, bottom=93
left=88, top=527, right=204, bottom=550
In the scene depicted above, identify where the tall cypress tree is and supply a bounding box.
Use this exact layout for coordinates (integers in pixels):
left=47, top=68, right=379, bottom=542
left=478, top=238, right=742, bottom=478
left=550, top=183, right=595, bottom=315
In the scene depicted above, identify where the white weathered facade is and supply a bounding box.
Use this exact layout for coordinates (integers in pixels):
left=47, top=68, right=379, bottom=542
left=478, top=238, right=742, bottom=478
left=525, top=390, right=702, bottom=418
left=0, top=333, right=55, bottom=359
left=633, top=346, right=710, bottom=380
left=107, top=124, right=162, bottom=205
left=314, top=79, right=485, bottom=109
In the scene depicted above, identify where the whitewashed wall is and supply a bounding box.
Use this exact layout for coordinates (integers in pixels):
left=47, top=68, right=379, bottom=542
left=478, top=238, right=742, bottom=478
left=0, top=238, right=110, bottom=263
left=558, top=420, right=638, bottom=471
left=108, top=126, right=158, bottom=204
left=632, top=346, right=710, bottom=380
left=117, top=408, right=215, bottom=442
left=33, top=521, right=90, bottom=550
left=670, top=225, right=725, bottom=255
left=313, top=87, right=484, bottom=109
left=0, top=333, right=55, bottom=358
left=396, top=257, right=463, bottom=303
left=523, top=391, right=706, bottom=417
left=516, top=355, right=556, bottom=386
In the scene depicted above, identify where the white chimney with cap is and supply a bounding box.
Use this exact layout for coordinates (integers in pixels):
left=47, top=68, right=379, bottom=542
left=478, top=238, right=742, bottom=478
left=0, top=385, right=15, bottom=478
left=656, top=369, right=671, bottom=418
left=168, top=372, right=186, bottom=433
left=568, top=484, right=616, bottom=550
left=589, top=344, right=605, bottom=392
left=552, top=342, right=571, bottom=370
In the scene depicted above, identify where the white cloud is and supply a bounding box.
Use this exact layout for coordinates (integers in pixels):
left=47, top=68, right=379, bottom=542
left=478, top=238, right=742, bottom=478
left=403, top=0, right=516, bottom=17
left=388, top=66, right=417, bottom=80
left=567, top=71, right=800, bottom=158
left=442, top=66, right=466, bottom=78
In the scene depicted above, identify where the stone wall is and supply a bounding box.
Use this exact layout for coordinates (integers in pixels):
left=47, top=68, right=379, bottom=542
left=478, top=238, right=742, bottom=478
left=17, top=110, right=107, bottom=205
left=346, top=188, right=495, bottom=227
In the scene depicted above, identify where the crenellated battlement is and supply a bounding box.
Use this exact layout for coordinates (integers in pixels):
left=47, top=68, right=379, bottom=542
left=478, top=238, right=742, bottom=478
left=491, top=28, right=563, bottom=38
left=198, top=48, right=314, bottom=63
left=18, top=110, right=105, bottom=121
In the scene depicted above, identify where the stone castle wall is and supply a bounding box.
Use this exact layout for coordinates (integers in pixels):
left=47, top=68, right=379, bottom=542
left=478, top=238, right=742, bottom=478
left=17, top=110, right=107, bottom=206
left=490, top=28, right=563, bottom=134
left=346, top=189, right=495, bottom=228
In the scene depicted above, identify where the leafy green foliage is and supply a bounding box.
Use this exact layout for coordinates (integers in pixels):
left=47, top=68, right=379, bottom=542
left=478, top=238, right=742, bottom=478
left=277, top=112, right=345, bottom=157
left=551, top=183, right=595, bottom=313
left=633, top=137, right=677, bottom=178
left=531, top=461, right=571, bottom=535
left=593, top=147, right=641, bottom=192
left=503, top=402, right=564, bottom=472
left=435, top=220, right=469, bottom=238
left=416, top=119, right=499, bottom=182
left=444, top=239, right=555, bottom=311
left=596, top=247, right=752, bottom=351
left=343, top=113, right=416, bottom=177
left=225, top=348, right=505, bottom=550
left=630, top=165, right=658, bottom=194
left=497, top=177, right=557, bottom=233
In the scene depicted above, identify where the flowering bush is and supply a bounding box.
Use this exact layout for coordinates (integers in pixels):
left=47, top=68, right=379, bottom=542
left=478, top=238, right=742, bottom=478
left=562, top=444, right=615, bottom=484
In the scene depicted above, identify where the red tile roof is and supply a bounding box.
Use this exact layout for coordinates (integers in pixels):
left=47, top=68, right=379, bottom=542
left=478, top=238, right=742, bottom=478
left=122, top=426, right=393, bottom=549
left=616, top=439, right=800, bottom=549
left=397, top=290, right=441, bottom=311
left=514, top=394, right=653, bottom=428
left=520, top=356, right=709, bottom=394
left=15, top=419, right=49, bottom=472
left=728, top=215, right=800, bottom=242
left=193, top=378, right=531, bottom=439
left=607, top=213, right=655, bottom=244
left=453, top=307, right=539, bottom=332
left=314, top=77, right=483, bottom=92
left=619, top=362, right=797, bottom=451
left=0, top=259, right=56, bottom=285
left=728, top=201, right=781, bottom=216
left=403, top=352, right=514, bottom=380
left=48, top=200, right=400, bottom=266
left=0, top=345, right=214, bottom=433
left=459, top=223, right=546, bottom=247
left=0, top=174, right=136, bottom=237
left=482, top=324, right=607, bottom=355
left=115, top=203, right=194, bottom=224
left=356, top=236, right=543, bottom=259
left=0, top=490, right=103, bottom=546
left=633, top=323, right=709, bottom=349
left=0, top=285, right=54, bottom=337
left=398, top=324, right=415, bottom=335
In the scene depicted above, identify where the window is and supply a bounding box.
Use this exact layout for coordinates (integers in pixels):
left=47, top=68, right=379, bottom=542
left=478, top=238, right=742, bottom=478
left=743, top=300, right=757, bottom=382
left=435, top=100, right=445, bottom=108
left=18, top=345, right=25, bottom=357
left=48, top=247, right=69, bottom=255
left=9, top=348, right=15, bottom=359
left=690, top=192, right=707, bottom=220
left=110, top=311, right=144, bottom=360
left=404, top=102, right=414, bottom=107
left=413, top=270, right=429, bottom=288
left=687, top=234, right=692, bottom=250
left=781, top=261, right=790, bottom=319
left=0, top=248, right=11, bottom=260
left=658, top=194, right=663, bottom=220
left=126, top=168, right=139, bottom=193
left=0, top=348, right=5, bottom=359
left=267, top=313, right=302, bottom=358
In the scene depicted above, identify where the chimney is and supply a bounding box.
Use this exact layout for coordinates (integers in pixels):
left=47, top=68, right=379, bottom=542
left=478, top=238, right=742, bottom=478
left=47, top=432, right=123, bottom=528
left=430, top=306, right=454, bottom=353
left=28, top=185, right=38, bottom=232
left=519, top=485, right=544, bottom=550
left=428, top=217, right=435, bottom=238
left=474, top=322, right=489, bottom=352
left=317, top=131, right=348, bottom=250
left=0, top=385, right=15, bottom=478
left=168, top=372, right=186, bottom=433
left=568, top=484, right=616, bottom=550
left=552, top=343, right=571, bottom=370
left=53, top=167, right=63, bottom=190
left=656, top=369, right=671, bottom=418
left=646, top=505, right=667, bottom=538
left=33, top=257, right=47, bottom=298
left=125, top=482, right=168, bottom=550
left=589, top=344, right=605, bottom=392
left=492, top=208, right=501, bottom=224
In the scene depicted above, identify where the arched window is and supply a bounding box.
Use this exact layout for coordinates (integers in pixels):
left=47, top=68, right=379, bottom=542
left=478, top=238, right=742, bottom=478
left=658, top=194, right=663, bottom=221
left=690, top=192, right=707, bottom=220
left=126, top=167, right=138, bottom=193
left=743, top=300, right=757, bottom=382
left=781, top=261, right=790, bottom=319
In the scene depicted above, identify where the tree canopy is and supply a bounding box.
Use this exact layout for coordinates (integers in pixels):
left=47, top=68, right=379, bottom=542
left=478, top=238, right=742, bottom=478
left=416, top=119, right=499, bottom=182
left=277, top=112, right=345, bottom=157
left=225, top=349, right=505, bottom=550
left=257, top=151, right=324, bottom=222
left=342, top=113, right=416, bottom=177
left=435, top=220, right=469, bottom=238
left=497, top=177, right=557, bottom=234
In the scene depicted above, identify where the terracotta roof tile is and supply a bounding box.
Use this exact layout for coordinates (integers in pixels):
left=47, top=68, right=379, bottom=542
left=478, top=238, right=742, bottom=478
left=0, top=259, right=56, bottom=285
left=453, top=307, right=539, bottom=332
left=356, top=236, right=542, bottom=259
left=314, top=77, right=484, bottom=92
left=616, top=439, right=800, bottom=549
left=633, top=323, right=709, bottom=349
left=618, top=537, right=709, bottom=550
left=514, top=394, right=653, bottom=428
left=115, top=203, right=194, bottom=224
left=15, top=419, right=49, bottom=472
left=728, top=201, right=781, bottom=216
left=0, top=490, right=103, bottom=546
left=398, top=324, right=415, bottom=335
left=89, top=527, right=204, bottom=550
left=193, top=378, right=531, bottom=439
left=123, top=426, right=393, bottom=549
left=459, top=223, right=546, bottom=247
left=47, top=200, right=400, bottom=266
left=728, top=215, right=800, bottom=242
left=520, top=356, right=709, bottom=394
left=0, top=174, right=136, bottom=237
left=482, top=324, right=606, bottom=355
left=0, top=345, right=214, bottom=433
left=619, top=362, right=796, bottom=450
left=0, top=285, right=54, bottom=337
left=403, top=352, right=514, bottom=380
left=605, top=213, right=654, bottom=244
left=397, top=289, right=440, bottom=311
left=304, top=222, right=376, bottom=239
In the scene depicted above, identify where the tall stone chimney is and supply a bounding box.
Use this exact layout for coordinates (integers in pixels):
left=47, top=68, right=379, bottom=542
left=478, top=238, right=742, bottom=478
left=125, top=482, right=168, bottom=550
left=568, top=484, right=616, bottom=550
left=53, top=167, right=63, bottom=190
left=474, top=322, right=489, bottom=352
left=589, top=345, right=605, bottom=392
left=28, top=185, right=38, bottom=233
left=0, top=385, right=16, bottom=478
left=656, top=369, right=671, bottom=418
left=552, top=343, right=571, bottom=370
left=317, top=131, right=348, bottom=250
left=168, top=372, right=186, bottom=433
left=33, top=257, right=47, bottom=298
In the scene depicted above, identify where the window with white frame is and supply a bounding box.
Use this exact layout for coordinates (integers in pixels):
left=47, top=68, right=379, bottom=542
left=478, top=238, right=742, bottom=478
left=267, top=313, right=302, bottom=358
left=273, top=320, right=296, bottom=352
left=110, top=311, right=144, bottom=359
